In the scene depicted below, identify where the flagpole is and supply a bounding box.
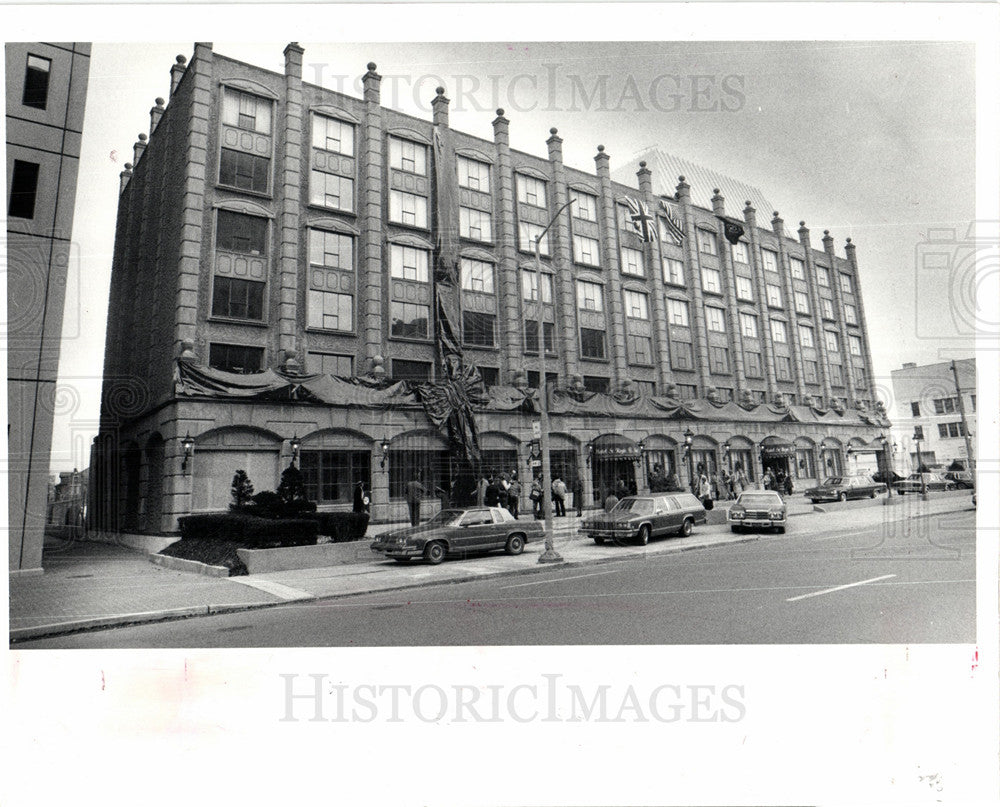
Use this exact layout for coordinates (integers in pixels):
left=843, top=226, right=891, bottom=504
left=536, top=198, right=575, bottom=564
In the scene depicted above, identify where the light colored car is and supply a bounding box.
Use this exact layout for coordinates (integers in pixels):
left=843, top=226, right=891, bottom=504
left=895, top=473, right=956, bottom=494
left=803, top=474, right=887, bottom=503
left=580, top=493, right=707, bottom=546
left=728, top=490, right=787, bottom=534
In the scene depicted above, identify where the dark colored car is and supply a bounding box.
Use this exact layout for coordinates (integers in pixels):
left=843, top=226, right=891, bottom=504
left=580, top=493, right=707, bottom=546
left=728, top=490, right=787, bottom=534
left=944, top=471, right=975, bottom=489
left=895, top=472, right=956, bottom=494
left=803, top=475, right=887, bottom=503
left=370, top=507, right=543, bottom=564
left=872, top=470, right=904, bottom=485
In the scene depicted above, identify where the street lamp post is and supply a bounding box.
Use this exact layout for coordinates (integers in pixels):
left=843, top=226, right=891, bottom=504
left=913, top=431, right=928, bottom=500
left=684, top=427, right=695, bottom=494
left=535, top=198, right=575, bottom=564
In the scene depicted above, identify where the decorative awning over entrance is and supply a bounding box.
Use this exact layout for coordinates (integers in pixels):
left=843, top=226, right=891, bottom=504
left=760, top=438, right=795, bottom=459
left=591, top=434, right=640, bottom=460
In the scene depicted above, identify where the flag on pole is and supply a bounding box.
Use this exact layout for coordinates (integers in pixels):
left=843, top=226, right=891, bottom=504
left=623, top=197, right=657, bottom=242
left=658, top=199, right=684, bottom=244
left=719, top=216, right=745, bottom=246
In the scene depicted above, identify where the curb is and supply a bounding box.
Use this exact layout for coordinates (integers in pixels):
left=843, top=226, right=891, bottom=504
left=149, top=553, right=230, bottom=577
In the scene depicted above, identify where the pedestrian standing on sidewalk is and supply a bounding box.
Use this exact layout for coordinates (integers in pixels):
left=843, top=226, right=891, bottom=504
left=572, top=476, right=583, bottom=517
left=530, top=476, right=543, bottom=519
left=406, top=475, right=426, bottom=526
left=485, top=475, right=501, bottom=507
left=551, top=475, right=567, bottom=517
left=507, top=475, right=521, bottom=518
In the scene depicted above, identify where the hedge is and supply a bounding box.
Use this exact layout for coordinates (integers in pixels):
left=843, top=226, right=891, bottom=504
left=309, top=512, right=370, bottom=543
left=178, top=512, right=318, bottom=547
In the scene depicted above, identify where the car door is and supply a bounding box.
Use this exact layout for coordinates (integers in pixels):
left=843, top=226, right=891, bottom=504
left=455, top=509, right=495, bottom=552
left=650, top=497, right=671, bottom=536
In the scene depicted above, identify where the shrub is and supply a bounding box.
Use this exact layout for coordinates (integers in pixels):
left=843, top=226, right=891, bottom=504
left=178, top=511, right=318, bottom=547
left=158, top=539, right=249, bottom=576
left=311, top=511, right=370, bottom=543
left=230, top=470, right=255, bottom=509
left=277, top=464, right=308, bottom=506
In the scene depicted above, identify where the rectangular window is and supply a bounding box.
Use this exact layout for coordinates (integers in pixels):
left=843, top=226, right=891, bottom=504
left=735, top=275, right=753, bottom=301
left=938, top=423, right=949, bottom=439
left=629, top=335, right=653, bottom=365
left=392, top=359, right=432, bottom=381
left=840, top=273, right=853, bottom=295
left=825, top=331, right=840, bottom=353
left=621, top=247, right=645, bottom=277
left=389, top=190, right=428, bottom=228
left=576, top=280, right=603, bottom=312
left=583, top=376, right=610, bottom=394
left=794, top=290, right=810, bottom=314
left=798, top=324, right=815, bottom=347
left=766, top=283, right=783, bottom=307
left=829, top=363, right=843, bottom=386
left=457, top=156, right=490, bottom=191
left=390, top=244, right=430, bottom=282
left=312, top=115, right=354, bottom=156
left=971, top=394, right=976, bottom=412
left=667, top=298, right=689, bottom=327
left=527, top=371, right=560, bottom=389
left=715, top=387, right=734, bottom=402
left=518, top=221, right=550, bottom=254
left=775, top=356, right=792, bottom=381
left=570, top=189, right=598, bottom=221
left=731, top=241, right=750, bottom=264
left=478, top=366, right=499, bottom=388
left=671, top=340, right=694, bottom=370
left=770, top=319, right=788, bottom=343
left=463, top=311, right=496, bottom=347
left=663, top=257, right=684, bottom=286
left=697, top=229, right=717, bottom=255
left=523, top=271, right=554, bottom=303
left=300, top=450, right=370, bottom=504
left=844, top=303, right=858, bottom=325
left=709, top=346, right=730, bottom=374
left=635, top=380, right=657, bottom=397
left=219, top=148, right=270, bottom=193
left=209, top=343, right=264, bottom=374
left=848, top=334, right=863, bottom=356
left=573, top=235, right=601, bottom=266
left=705, top=306, right=726, bottom=333
left=911, top=401, right=921, bottom=417
left=525, top=320, right=556, bottom=354
left=821, top=298, right=835, bottom=319
left=913, top=425, right=924, bottom=440
left=933, top=397, right=958, bottom=414
left=624, top=289, right=649, bottom=320
left=745, top=351, right=762, bottom=378
left=516, top=174, right=547, bottom=208
left=216, top=210, right=267, bottom=254
left=212, top=276, right=265, bottom=321
left=459, top=207, right=492, bottom=241
left=310, top=171, right=354, bottom=211
left=389, top=138, right=427, bottom=175
left=761, top=249, right=779, bottom=273
left=789, top=257, right=806, bottom=280
left=390, top=301, right=430, bottom=339
left=676, top=383, right=698, bottom=400
left=307, top=352, right=353, bottom=376
left=854, top=366, right=866, bottom=388
left=307, top=290, right=353, bottom=331
left=222, top=88, right=272, bottom=134
left=460, top=258, right=494, bottom=293
left=580, top=327, right=606, bottom=359
left=740, top=312, right=758, bottom=338
left=804, top=360, right=818, bottom=384
left=22, top=54, right=51, bottom=110
left=309, top=230, right=353, bottom=270
left=8, top=160, right=40, bottom=219
left=701, top=267, right=722, bottom=293
left=816, top=266, right=830, bottom=287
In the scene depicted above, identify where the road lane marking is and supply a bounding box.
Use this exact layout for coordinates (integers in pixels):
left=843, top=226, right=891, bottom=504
left=500, top=569, right=624, bottom=589
left=785, top=574, right=896, bottom=602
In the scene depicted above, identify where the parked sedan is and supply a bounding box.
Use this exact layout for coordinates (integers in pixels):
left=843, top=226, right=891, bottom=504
left=370, top=507, right=543, bottom=564
left=895, top=472, right=956, bottom=494
left=728, top=490, right=787, bottom=533
left=580, top=493, right=707, bottom=546
left=944, top=471, right=975, bottom=489
left=803, top=475, right=887, bottom=503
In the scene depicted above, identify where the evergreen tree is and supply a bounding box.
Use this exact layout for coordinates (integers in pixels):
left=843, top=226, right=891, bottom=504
left=230, top=470, right=254, bottom=509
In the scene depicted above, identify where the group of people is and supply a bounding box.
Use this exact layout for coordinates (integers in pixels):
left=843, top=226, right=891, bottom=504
left=762, top=466, right=794, bottom=496
left=475, top=471, right=523, bottom=517
left=525, top=474, right=584, bottom=519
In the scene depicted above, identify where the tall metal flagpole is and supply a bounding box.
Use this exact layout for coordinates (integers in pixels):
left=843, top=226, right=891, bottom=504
left=536, top=198, right=575, bottom=564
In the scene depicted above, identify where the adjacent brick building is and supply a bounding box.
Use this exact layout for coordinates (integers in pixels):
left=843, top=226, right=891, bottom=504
left=91, top=42, right=888, bottom=532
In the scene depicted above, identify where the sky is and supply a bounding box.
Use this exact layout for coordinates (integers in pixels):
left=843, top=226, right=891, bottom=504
left=48, top=38, right=978, bottom=471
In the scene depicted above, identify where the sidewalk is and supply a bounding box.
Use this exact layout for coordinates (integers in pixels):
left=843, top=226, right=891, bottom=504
left=10, top=491, right=974, bottom=643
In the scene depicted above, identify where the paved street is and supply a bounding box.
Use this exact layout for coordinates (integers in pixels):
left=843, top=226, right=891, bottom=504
left=20, top=503, right=975, bottom=648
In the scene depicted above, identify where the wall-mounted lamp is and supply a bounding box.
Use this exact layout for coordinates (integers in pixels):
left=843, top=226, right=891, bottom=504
left=846, top=445, right=854, bottom=457
left=585, top=442, right=594, bottom=466
left=380, top=436, right=390, bottom=469
left=181, top=432, right=195, bottom=472
left=634, top=439, right=646, bottom=466
left=290, top=434, right=301, bottom=466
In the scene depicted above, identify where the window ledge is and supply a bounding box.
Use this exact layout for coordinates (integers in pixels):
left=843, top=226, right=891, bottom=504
left=208, top=316, right=269, bottom=329
left=215, top=184, right=273, bottom=200
left=388, top=335, right=433, bottom=345
left=306, top=327, right=357, bottom=337
left=307, top=203, right=356, bottom=217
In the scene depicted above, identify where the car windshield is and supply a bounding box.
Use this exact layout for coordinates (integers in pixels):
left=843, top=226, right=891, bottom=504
left=428, top=509, right=464, bottom=525
left=739, top=494, right=780, bottom=508
left=823, top=477, right=844, bottom=485
left=613, top=498, right=653, bottom=515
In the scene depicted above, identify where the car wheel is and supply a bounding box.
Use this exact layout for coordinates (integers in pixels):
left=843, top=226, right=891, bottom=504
left=593, top=536, right=605, bottom=545
left=776, top=526, right=786, bottom=534
left=946, top=483, right=955, bottom=491
left=810, top=499, right=819, bottom=505
left=423, top=541, right=446, bottom=565
left=638, top=525, right=651, bottom=546
left=838, top=492, right=848, bottom=502
left=679, top=517, right=694, bottom=538
left=869, top=490, right=876, bottom=499
left=730, top=525, right=741, bottom=534
left=505, top=533, right=525, bottom=555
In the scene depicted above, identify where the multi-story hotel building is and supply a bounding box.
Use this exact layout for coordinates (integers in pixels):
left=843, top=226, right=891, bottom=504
left=890, top=358, right=976, bottom=472
left=90, top=42, right=888, bottom=532
left=7, top=42, right=91, bottom=573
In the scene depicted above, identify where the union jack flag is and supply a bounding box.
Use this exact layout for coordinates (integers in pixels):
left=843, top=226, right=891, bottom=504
left=659, top=199, right=685, bottom=244
left=623, top=197, right=657, bottom=243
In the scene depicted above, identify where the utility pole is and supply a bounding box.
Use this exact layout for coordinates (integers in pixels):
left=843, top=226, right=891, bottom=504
left=951, top=359, right=976, bottom=473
